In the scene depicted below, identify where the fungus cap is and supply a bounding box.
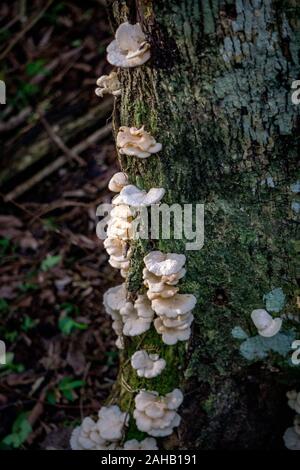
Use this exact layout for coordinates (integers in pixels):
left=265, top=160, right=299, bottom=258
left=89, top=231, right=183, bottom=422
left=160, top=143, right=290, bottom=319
left=97, top=405, right=129, bottom=441
left=152, top=293, right=196, bottom=318
left=95, top=71, right=121, bottom=97
left=251, top=309, right=282, bottom=337
left=108, top=172, right=129, bottom=192
left=144, top=251, right=186, bottom=276
left=154, top=316, right=192, bottom=345
left=103, top=284, right=127, bottom=316
left=70, top=417, right=106, bottom=450
left=131, top=350, right=166, bottom=378
left=134, top=295, right=155, bottom=319
left=104, top=237, right=128, bottom=258
left=113, top=184, right=165, bottom=207
left=107, top=22, right=150, bottom=68
left=133, top=389, right=182, bottom=437
left=116, top=126, right=162, bottom=159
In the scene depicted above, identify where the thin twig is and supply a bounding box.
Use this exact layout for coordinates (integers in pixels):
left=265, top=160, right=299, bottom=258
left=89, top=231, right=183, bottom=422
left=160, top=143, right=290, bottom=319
left=39, top=114, right=86, bottom=166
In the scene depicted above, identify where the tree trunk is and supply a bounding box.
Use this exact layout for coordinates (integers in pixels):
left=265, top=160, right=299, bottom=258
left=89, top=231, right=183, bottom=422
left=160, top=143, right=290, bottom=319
left=109, top=0, right=300, bottom=449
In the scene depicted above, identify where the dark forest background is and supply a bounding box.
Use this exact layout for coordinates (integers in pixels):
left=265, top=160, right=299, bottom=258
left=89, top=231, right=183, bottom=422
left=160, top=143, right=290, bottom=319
left=0, top=0, right=118, bottom=449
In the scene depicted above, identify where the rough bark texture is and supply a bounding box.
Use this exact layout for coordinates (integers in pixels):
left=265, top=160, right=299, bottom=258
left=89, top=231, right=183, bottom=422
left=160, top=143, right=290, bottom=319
left=109, top=0, right=300, bottom=449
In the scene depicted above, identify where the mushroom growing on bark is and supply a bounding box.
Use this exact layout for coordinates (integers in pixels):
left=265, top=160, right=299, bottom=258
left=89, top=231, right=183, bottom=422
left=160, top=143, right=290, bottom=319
left=95, top=71, right=121, bottom=97
left=113, top=185, right=165, bottom=207
left=133, top=389, right=183, bottom=437
left=154, top=312, right=194, bottom=345
left=108, top=172, right=129, bottom=192
left=121, top=295, right=154, bottom=336
left=143, top=251, right=187, bottom=300
left=117, top=126, right=162, bottom=158
left=107, top=22, right=150, bottom=68
left=131, top=350, right=166, bottom=378
left=251, top=309, right=282, bottom=337
left=151, top=293, right=197, bottom=318
left=144, top=251, right=186, bottom=277
left=70, top=405, right=128, bottom=450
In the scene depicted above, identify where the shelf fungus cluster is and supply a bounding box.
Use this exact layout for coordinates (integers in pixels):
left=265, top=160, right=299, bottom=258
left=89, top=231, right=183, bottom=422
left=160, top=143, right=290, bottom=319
left=70, top=406, right=128, bottom=450
left=107, top=22, right=150, bottom=68
left=283, top=391, right=300, bottom=450
left=143, top=251, right=196, bottom=345
left=103, top=284, right=155, bottom=347
left=105, top=184, right=133, bottom=277
left=71, top=20, right=196, bottom=452
left=95, top=71, right=121, bottom=98
left=131, top=350, right=166, bottom=378
left=96, top=21, right=150, bottom=96
left=133, top=389, right=183, bottom=437
left=113, top=184, right=165, bottom=207
left=103, top=173, right=165, bottom=279
left=117, top=126, right=162, bottom=159
left=70, top=404, right=159, bottom=450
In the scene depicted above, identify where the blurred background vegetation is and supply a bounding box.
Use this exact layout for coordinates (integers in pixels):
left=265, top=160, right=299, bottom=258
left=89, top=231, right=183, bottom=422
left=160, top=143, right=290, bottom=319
left=0, top=0, right=119, bottom=449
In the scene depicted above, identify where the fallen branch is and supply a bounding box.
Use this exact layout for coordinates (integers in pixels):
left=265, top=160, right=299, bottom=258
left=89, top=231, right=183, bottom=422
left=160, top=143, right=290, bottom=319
left=4, top=123, right=112, bottom=201
left=1, top=98, right=113, bottom=184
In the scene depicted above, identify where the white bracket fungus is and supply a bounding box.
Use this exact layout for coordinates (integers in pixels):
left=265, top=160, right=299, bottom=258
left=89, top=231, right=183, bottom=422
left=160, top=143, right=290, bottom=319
left=103, top=284, right=127, bottom=348
left=117, top=126, right=162, bottom=159
left=104, top=204, right=134, bottom=278
left=154, top=312, right=194, bottom=345
left=121, top=295, right=154, bottom=336
left=97, top=405, right=129, bottom=441
left=131, top=350, right=166, bottom=378
left=70, top=417, right=104, bottom=450
left=142, top=251, right=195, bottom=344
left=113, top=184, right=165, bottom=207
left=251, top=309, right=282, bottom=337
left=143, top=268, right=185, bottom=294
left=144, top=251, right=186, bottom=277
left=133, top=389, right=183, bottom=437
left=95, top=71, right=121, bottom=98
left=151, top=293, right=197, bottom=318
left=103, top=286, right=154, bottom=339
left=108, top=172, right=129, bottom=192
left=107, top=22, right=150, bottom=68
left=123, top=437, right=158, bottom=450
left=143, top=251, right=186, bottom=300
left=70, top=406, right=128, bottom=450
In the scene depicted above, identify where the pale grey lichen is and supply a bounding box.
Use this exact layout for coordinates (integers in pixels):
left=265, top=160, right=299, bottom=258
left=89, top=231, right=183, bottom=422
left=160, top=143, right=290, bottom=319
left=240, top=331, right=295, bottom=361
left=263, top=288, right=286, bottom=313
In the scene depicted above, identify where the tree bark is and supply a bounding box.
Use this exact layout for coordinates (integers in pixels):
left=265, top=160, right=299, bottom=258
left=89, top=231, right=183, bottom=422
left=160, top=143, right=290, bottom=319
left=109, top=0, right=300, bottom=449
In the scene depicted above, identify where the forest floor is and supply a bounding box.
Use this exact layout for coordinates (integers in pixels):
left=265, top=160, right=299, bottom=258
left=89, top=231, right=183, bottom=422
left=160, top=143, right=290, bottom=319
left=0, top=0, right=119, bottom=449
